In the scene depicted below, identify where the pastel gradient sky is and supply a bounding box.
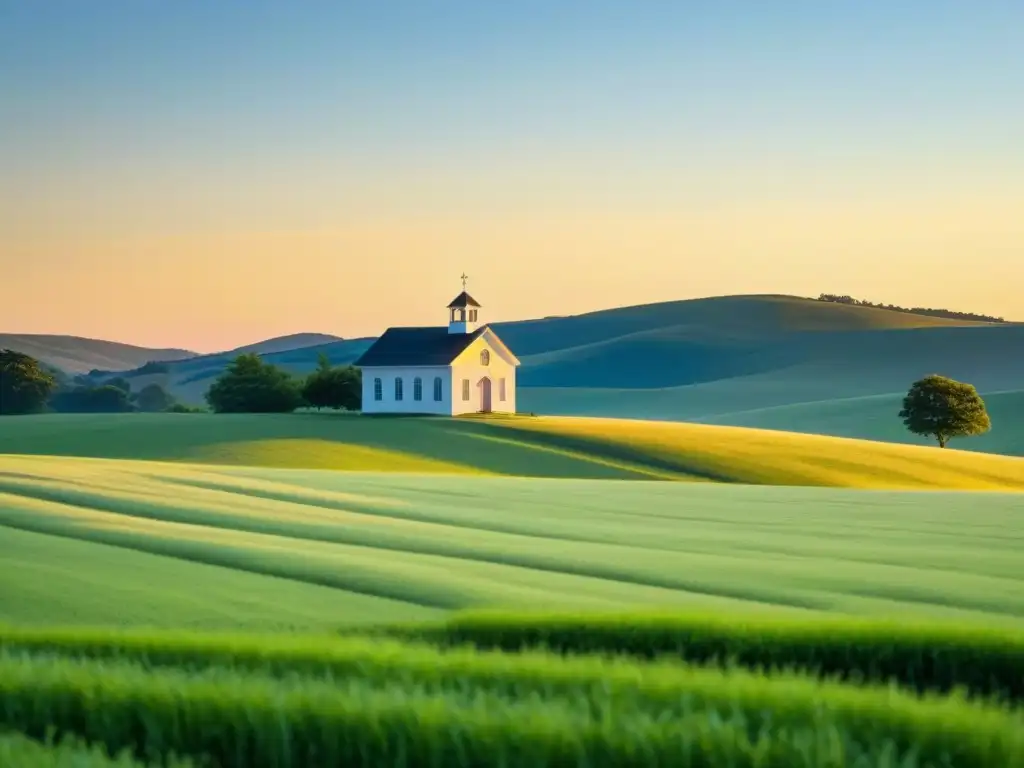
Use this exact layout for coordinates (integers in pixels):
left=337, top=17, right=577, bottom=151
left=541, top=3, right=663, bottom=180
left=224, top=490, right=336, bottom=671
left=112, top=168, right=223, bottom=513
left=2, top=1, right=1021, bottom=351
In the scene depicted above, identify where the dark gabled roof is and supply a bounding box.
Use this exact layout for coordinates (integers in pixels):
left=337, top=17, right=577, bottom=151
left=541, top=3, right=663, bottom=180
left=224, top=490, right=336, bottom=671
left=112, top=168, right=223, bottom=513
left=447, top=291, right=481, bottom=308
left=353, top=326, right=488, bottom=367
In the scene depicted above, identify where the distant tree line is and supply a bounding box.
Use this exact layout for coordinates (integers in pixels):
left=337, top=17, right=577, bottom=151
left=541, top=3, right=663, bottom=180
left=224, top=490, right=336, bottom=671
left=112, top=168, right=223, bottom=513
left=2, top=348, right=361, bottom=416
left=84, top=360, right=172, bottom=380
left=1, top=349, right=182, bottom=415
left=816, top=294, right=1007, bottom=323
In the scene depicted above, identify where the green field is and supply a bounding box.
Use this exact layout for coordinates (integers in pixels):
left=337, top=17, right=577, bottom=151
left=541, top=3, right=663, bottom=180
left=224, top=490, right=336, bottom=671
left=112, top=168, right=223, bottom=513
left=1, top=408, right=1023, bottom=765
left=3, top=629, right=1022, bottom=767
left=0, top=732, right=193, bottom=768
left=1, top=448, right=1023, bottom=630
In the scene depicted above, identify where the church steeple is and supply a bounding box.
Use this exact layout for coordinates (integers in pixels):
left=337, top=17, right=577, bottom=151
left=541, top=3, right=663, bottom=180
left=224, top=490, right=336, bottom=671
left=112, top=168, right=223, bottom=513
left=448, top=273, right=482, bottom=334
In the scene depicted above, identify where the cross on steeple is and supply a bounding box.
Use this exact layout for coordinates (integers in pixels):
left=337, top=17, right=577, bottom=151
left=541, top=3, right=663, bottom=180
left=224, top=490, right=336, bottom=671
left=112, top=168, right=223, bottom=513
left=460, top=272, right=469, bottom=290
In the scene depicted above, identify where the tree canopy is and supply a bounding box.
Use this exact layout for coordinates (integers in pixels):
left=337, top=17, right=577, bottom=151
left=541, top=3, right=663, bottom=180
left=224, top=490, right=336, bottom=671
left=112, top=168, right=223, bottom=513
left=105, top=377, right=132, bottom=394
left=205, top=353, right=303, bottom=413
left=133, top=382, right=176, bottom=412
left=50, top=384, right=135, bottom=413
left=301, top=353, right=362, bottom=411
left=0, top=349, right=57, bottom=415
left=898, top=374, right=991, bottom=448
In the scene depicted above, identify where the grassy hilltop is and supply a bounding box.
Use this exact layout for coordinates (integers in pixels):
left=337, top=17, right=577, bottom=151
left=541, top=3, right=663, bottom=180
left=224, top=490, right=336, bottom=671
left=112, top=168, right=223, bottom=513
left=4, top=411, right=1024, bottom=488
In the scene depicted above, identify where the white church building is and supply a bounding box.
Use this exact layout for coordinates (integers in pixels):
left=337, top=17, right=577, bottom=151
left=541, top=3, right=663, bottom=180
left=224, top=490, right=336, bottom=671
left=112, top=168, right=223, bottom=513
left=354, top=284, right=520, bottom=416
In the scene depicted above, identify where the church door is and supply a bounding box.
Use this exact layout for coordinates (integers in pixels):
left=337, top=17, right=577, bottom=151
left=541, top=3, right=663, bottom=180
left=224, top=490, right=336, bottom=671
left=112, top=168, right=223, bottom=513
left=479, top=377, right=492, bottom=413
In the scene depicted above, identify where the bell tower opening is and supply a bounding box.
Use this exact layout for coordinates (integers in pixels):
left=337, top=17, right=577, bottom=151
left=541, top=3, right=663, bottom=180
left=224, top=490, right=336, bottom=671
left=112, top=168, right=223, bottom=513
left=447, top=273, right=482, bottom=334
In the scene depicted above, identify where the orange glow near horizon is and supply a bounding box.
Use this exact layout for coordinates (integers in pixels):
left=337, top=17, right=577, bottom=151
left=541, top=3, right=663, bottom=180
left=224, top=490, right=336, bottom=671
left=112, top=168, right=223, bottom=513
left=4, top=194, right=1021, bottom=352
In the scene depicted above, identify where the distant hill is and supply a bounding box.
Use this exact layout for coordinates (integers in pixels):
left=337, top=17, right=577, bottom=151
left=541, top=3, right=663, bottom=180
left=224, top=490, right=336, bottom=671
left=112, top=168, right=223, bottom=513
left=0, top=334, right=196, bottom=374
left=226, top=333, right=344, bottom=357
left=80, top=332, right=352, bottom=402
left=494, top=293, right=993, bottom=359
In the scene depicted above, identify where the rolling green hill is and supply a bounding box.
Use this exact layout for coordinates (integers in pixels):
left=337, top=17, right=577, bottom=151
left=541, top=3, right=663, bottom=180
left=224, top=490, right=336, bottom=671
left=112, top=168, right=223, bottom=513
left=495, top=293, right=995, bottom=359
left=0, top=334, right=196, bottom=374
left=90, top=293, right=1021, bottom=401
left=222, top=332, right=343, bottom=356
left=3, top=411, right=1024, bottom=489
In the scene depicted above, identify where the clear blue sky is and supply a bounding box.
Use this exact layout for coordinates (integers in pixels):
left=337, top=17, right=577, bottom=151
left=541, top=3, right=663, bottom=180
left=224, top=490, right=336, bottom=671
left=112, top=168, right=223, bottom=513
left=2, top=1, right=1021, bottom=349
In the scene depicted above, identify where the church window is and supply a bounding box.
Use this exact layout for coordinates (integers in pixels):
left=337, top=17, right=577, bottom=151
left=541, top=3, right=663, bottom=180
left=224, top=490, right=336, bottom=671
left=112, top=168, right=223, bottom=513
left=433, top=377, right=443, bottom=401
left=394, top=377, right=404, bottom=401
left=462, top=379, right=470, bottom=401
left=480, top=349, right=490, bottom=365
left=499, top=378, right=506, bottom=401
left=470, top=309, right=478, bottom=322
left=373, top=378, right=382, bottom=401
left=413, top=377, right=422, bottom=401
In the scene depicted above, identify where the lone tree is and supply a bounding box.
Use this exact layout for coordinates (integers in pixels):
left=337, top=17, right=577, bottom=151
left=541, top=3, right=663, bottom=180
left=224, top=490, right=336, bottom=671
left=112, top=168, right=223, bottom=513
left=205, top=353, right=303, bottom=414
left=301, top=353, right=362, bottom=411
left=0, top=349, right=57, bottom=415
left=899, top=374, right=991, bottom=448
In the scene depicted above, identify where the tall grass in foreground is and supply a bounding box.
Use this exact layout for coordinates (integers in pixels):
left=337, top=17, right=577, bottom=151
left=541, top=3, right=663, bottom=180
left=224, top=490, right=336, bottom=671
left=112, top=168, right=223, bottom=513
left=0, top=731, right=195, bottom=767
left=1, top=641, right=1023, bottom=766
left=366, top=610, right=1024, bottom=701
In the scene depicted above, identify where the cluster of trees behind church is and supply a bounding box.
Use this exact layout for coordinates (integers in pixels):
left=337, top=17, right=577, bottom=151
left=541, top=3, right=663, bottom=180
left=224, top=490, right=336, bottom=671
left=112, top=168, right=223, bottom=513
left=204, top=353, right=360, bottom=413
left=0, top=349, right=360, bottom=416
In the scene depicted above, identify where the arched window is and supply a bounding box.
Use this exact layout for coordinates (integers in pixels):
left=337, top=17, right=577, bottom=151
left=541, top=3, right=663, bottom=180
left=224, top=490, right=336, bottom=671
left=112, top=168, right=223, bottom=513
left=480, top=349, right=490, bottom=365
left=413, top=377, right=423, bottom=401
left=394, top=377, right=404, bottom=401
left=433, top=377, right=443, bottom=401
left=373, top=378, right=383, bottom=401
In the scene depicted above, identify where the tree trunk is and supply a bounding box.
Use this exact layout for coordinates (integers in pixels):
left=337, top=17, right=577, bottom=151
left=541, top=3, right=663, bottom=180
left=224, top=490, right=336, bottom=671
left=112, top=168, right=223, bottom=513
left=937, top=435, right=947, bottom=448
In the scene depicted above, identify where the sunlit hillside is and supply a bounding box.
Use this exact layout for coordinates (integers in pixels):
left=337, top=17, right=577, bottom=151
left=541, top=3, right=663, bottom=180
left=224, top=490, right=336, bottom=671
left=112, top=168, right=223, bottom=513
left=3, top=412, right=1024, bottom=489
